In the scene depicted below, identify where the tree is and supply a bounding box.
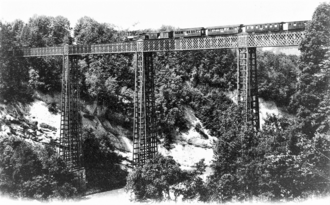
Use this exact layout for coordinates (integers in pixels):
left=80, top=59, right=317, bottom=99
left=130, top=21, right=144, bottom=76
left=289, top=3, right=330, bottom=138
left=0, top=21, right=31, bottom=102
left=126, top=154, right=184, bottom=201
left=74, top=16, right=120, bottom=45
left=257, top=51, right=299, bottom=107
left=82, top=129, right=128, bottom=191
left=0, top=136, right=79, bottom=200
left=126, top=154, right=208, bottom=202
left=153, top=49, right=236, bottom=148
left=25, top=15, right=73, bottom=93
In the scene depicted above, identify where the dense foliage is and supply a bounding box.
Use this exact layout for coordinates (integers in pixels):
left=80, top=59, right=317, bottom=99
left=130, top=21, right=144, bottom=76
left=126, top=154, right=207, bottom=201
left=82, top=129, right=128, bottom=191
left=126, top=2, right=330, bottom=203
left=257, top=51, right=299, bottom=107
left=289, top=3, right=330, bottom=138
left=0, top=2, right=329, bottom=202
left=205, top=2, right=330, bottom=203
left=0, top=21, right=31, bottom=102
left=0, top=136, right=80, bottom=200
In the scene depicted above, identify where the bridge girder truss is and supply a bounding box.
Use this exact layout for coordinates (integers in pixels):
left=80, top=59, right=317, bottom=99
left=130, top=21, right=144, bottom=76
left=20, top=32, right=304, bottom=57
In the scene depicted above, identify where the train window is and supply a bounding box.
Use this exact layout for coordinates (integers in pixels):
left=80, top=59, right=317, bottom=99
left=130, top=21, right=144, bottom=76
left=294, top=23, right=297, bottom=26
left=275, top=25, right=278, bottom=27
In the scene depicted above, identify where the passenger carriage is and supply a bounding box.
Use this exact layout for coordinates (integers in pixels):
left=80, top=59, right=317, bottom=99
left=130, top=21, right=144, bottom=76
left=206, top=25, right=242, bottom=36
left=173, top=27, right=205, bottom=38
left=246, top=22, right=283, bottom=33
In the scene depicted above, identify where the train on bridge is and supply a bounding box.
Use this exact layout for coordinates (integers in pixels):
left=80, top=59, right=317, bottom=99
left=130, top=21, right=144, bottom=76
left=127, top=21, right=308, bottom=41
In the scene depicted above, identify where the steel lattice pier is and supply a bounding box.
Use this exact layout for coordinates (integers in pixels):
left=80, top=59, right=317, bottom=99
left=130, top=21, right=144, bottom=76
left=59, top=47, right=84, bottom=171
left=237, top=47, right=260, bottom=130
left=133, top=50, right=157, bottom=165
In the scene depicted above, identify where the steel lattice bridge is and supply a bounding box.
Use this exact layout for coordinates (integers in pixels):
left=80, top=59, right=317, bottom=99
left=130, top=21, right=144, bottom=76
left=16, top=22, right=306, bottom=184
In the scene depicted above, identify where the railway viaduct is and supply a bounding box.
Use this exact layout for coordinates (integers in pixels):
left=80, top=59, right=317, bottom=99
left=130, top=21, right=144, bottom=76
left=17, top=24, right=306, bottom=186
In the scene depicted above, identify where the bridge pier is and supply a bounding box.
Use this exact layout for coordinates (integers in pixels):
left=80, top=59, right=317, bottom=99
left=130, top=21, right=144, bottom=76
left=133, top=40, right=158, bottom=166
left=237, top=46, right=260, bottom=130
left=59, top=45, right=86, bottom=190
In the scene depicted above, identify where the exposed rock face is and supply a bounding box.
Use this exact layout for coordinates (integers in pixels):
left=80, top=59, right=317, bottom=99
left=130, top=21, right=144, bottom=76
left=40, top=122, right=57, bottom=132
left=0, top=101, right=59, bottom=144
left=1, top=93, right=216, bottom=178
left=158, top=107, right=217, bottom=176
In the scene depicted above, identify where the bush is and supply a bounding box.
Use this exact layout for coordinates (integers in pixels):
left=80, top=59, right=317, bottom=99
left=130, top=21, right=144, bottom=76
left=126, top=154, right=185, bottom=201
left=0, top=135, right=79, bottom=200
left=82, top=129, right=128, bottom=191
left=126, top=154, right=208, bottom=202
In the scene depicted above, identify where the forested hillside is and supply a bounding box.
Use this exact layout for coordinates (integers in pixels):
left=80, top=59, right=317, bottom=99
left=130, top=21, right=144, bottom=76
left=0, top=2, right=329, bottom=203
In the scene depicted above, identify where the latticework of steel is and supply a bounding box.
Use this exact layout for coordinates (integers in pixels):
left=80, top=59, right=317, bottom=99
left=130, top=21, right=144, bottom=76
left=59, top=46, right=83, bottom=170
left=237, top=47, right=260, bottom=130
left=20, top=31, right=304, bottom=57
left=16, top=28, right=307, bottom=168
left=133, top=42, right=158, bottom=165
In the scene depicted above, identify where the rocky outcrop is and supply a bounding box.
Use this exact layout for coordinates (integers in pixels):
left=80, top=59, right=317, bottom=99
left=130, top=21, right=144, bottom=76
left=0, top=102, right=58, bottom=144
left=1, top=93, right=215, bottom=177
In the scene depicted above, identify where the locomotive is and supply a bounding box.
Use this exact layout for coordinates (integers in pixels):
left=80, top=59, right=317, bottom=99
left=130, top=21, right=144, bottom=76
left=127, top=20, right=308, bottom=41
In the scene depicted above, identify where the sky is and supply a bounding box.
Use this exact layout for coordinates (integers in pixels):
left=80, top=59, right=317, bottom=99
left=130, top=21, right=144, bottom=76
left=0, top=0, right=326, bottom=30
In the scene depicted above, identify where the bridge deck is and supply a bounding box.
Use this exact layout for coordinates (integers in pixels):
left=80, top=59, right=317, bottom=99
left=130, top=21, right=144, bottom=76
left=20, top=31, right=304, bottom=57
